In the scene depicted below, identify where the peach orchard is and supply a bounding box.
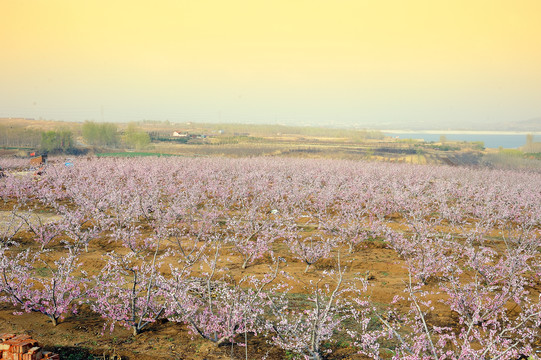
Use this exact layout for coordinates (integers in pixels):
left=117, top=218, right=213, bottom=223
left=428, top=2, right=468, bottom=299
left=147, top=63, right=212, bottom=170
left=0, top=157, right=540, bottom=359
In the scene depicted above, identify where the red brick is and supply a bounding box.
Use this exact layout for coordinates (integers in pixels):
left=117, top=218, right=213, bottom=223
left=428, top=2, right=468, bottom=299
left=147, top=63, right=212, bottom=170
left=0, top=334, right=16, bottom=342
left=3, top=338, right=30, bottom=346
left=13, top=340, right=38, bottom=354
left=9, top=340, right=23, bottom=353
left=9, top=341, right=24, bottom=354
left=2, top=339, right=17, bottom=346
left=40, top=352, right=53, bottom=359
left=25, top=352, right=43, bottom=360
left=27, top=347, right=41, bottom=355
left=10, top=335, right=32, bottom=341
left=21, top=347, right=43, bottom=360
left=5, top=352, right=24, bottom=360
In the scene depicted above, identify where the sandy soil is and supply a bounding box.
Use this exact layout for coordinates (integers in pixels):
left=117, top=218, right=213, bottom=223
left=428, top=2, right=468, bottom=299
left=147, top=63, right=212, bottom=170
left=0, top=201, right=538, bottom=359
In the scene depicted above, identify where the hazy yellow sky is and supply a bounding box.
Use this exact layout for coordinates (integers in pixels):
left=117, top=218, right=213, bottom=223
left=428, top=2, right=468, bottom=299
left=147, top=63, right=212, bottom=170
left=1, top=0, right=540, bottom=128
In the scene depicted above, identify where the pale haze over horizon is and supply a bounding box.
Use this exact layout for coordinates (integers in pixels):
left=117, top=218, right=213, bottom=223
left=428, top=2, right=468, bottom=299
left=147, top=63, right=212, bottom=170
left=1, top=0, right=540, bottom=130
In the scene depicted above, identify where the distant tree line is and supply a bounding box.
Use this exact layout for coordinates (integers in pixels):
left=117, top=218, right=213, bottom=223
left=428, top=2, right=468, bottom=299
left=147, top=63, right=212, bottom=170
left=82, top=121, right=151, bottom=150
left=0, top=124, right=41, bottom=148
left=0, top=124, right=78, bottom=154
left=124, top=123, right=151, bottom=150
left=82, top=121, right=119, bottom=147
left=2, top=120, right=155, bottom=154
left=41, top=130, right=75, bottom=153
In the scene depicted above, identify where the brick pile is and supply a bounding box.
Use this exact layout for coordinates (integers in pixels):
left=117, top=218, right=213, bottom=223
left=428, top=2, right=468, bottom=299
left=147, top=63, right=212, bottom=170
left=0, top=334, right=60, bottom=360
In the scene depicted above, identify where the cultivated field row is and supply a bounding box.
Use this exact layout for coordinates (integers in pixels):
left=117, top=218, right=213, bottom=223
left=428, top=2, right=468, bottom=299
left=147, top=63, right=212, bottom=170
left=1, top=157, right=540, bottom=359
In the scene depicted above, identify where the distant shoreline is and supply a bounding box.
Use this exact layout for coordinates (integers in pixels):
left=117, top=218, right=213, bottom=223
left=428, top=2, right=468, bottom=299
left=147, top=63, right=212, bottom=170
left=382, top=130, right=537, bottom=149
left=383, top=130, right=541, bottom=136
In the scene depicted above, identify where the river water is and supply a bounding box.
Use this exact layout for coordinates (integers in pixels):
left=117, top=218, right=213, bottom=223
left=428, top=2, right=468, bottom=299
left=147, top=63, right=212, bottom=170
left=384, top=133, right=535, bottom=149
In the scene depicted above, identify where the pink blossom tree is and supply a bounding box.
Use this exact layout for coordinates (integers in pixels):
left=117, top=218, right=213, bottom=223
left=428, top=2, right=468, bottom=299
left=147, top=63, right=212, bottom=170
left=0, top=245, right=87, bottom=326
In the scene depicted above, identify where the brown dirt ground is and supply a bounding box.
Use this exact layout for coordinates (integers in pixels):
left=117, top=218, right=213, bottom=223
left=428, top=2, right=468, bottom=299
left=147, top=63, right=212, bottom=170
left=0, top=200, right=538, bottom=359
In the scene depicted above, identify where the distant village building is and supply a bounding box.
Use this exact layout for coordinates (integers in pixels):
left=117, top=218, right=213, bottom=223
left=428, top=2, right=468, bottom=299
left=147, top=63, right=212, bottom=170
left=172, top=131, right=189, bottom=137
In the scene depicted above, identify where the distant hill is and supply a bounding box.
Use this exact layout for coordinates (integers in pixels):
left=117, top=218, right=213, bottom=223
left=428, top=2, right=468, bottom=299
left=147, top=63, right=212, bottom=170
left=501, top=117, right=541, bottom=132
